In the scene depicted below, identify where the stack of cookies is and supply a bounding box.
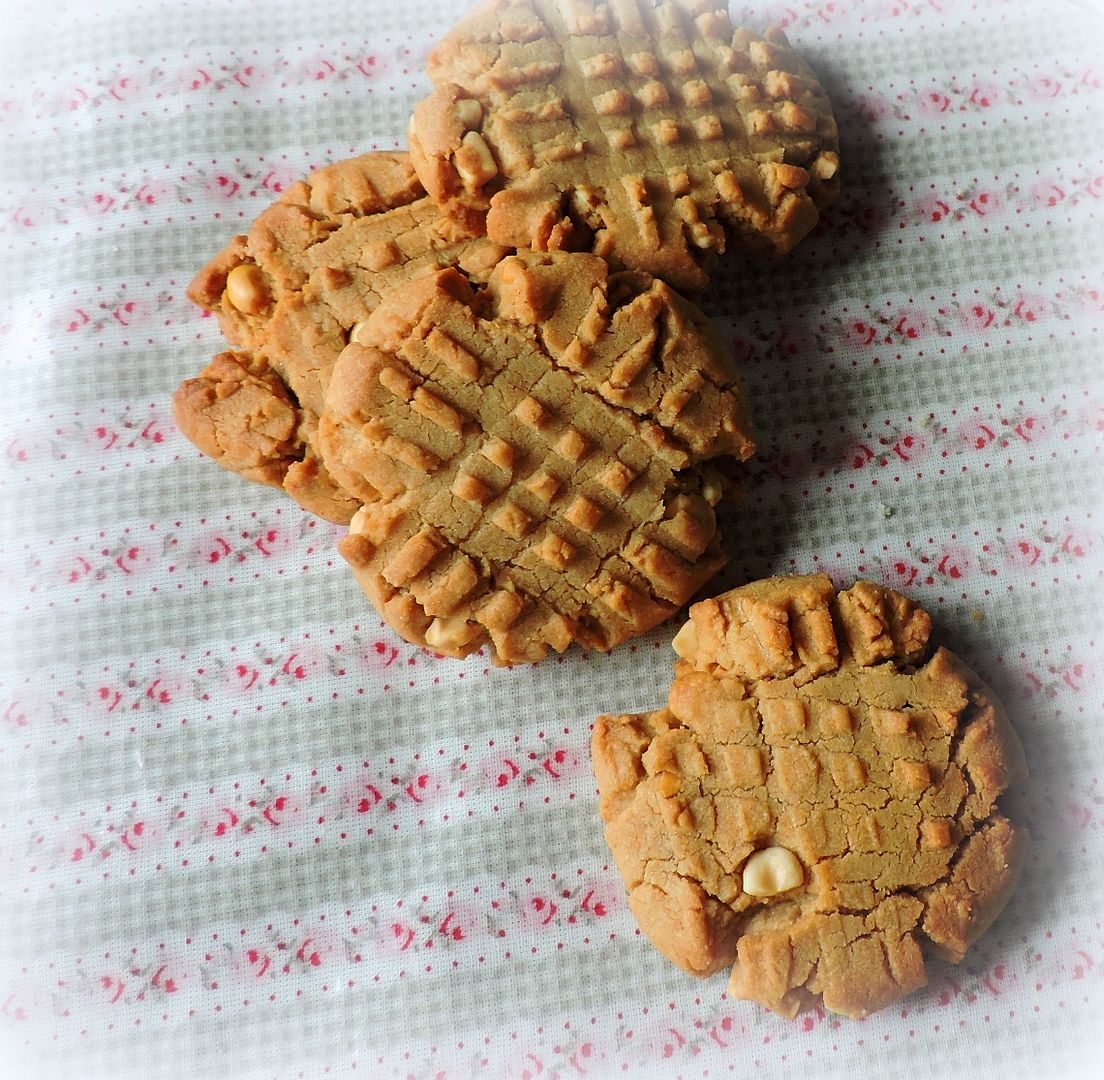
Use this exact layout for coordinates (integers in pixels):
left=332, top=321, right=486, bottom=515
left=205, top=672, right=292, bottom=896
left=174, top=0, right=839, bottom=664
left=175, top=0, right=1028, bottom=1022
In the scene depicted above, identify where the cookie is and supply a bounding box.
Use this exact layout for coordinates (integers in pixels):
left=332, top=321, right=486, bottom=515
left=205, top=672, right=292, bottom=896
left=319, top=249, right=755, bottom=663
left=175, top=151, right=510, bottom=522
left=409, top=0, right=839, bottom=292
left=592, top=574, right=1027, bottom=1018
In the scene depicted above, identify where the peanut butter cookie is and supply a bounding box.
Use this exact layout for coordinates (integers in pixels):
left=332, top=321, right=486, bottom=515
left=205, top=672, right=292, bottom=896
left=175, top=151, right=509, bottom=522
left=319, top=249, right=755, bottom=663
left=409, top=0, right=839, bottom=292
left=593, top=574, right=1027, bottom=1018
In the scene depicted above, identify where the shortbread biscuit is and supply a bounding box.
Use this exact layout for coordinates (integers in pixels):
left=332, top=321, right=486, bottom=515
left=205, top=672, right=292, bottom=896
left=175, top=151, right=509, bottom=522
left=409, top=0, right=839, bottom=291
left=319, top=250, right=755, bottom=663
left=593, top=574, right=1027, bottom=1018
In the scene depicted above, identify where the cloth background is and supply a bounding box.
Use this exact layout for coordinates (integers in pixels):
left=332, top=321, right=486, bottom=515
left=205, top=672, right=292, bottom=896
left=1, top=0, right=1102, bottom=1076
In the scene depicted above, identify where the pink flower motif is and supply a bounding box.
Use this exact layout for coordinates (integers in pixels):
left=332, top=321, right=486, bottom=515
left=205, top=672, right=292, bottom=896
left=517, top=890, right=560, bottom=929
left=230, top=64, right=267, bottom=90
left=260, top=791, right=308, bottom=828
left=110, top=544, right=153, bottom=576
left=1027, top=75, right=1063, bottom=100
left=1061, top=661, right=1092, bottom=692
left=1010, top=414, right=1048, bottom=443
left=478, top=752, right=523, bottom=789
left=251, top=524, right=292, bottom=557
left=117, top=816, right=163, bottom=854
left=1076, top=287, right=1104, bottom=314
left=175, top=66, right=213, bottom=92
left=205, top=172, right=242, bottom=200
left=355, top=53, right=392, bottom=80
left=840, top=436, right=875, bottom=470
left=300, top=55, right=337, bottom=81
left=959, top=303, right=996, bottom=331
left=337, top=778, right=383, bottom=816
left=1012, top=293, right=1048, bottom=322
left=935, top=548, right=970, bottom=580
left=225, top=660, right=261, bottom=695
left=730, top=336, right=756, bottom=365
left=537, top=746, right=584, bottom=782
left=148, top=959, right=190, bottom=995
left=108, top=74, right=141, bottom=103
left=886, top=559, right=920, bottom=589
left=202, top=804, right=241, bottom=839
left=84, top=192, right=116, bottom=215
left=917, top=89, right=953, bottom=114
left=131, top=180, right=171, bottom=207
left=378, top=919, right=417, bottom=955
left=854, top=91, right=890, bottom=123
left=886, top=430, right=930, bottom=463
left=1029, top=179, right=1066, bottom=208
left=892, top=308, right=932, bottom=339
left=967, top=188, right=1004, bottom=216
left=259, top=165, right=299, bottom=195
left=1006, top=538, right=1042, bottom=569
left=969, top=81, right=1001, bottom=108
left=1083, top=175, right=1104, bottom=200
left=293, top=927, right=345, bottom=968
left=578, top=879, right=620, bottom=919
left=1060, top=529, right=1094, bottom=559
left=192, top=530, right=236, bottom=565
left=957, top=418, right=997, bottom=451
left=840, top=318, right=878, bottom=347
left=914, top=192, right=951, bottom=223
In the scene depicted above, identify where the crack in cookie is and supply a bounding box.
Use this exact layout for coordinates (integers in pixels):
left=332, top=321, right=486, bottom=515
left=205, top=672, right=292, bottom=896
left=592, top=574, right=1027, bottom=1018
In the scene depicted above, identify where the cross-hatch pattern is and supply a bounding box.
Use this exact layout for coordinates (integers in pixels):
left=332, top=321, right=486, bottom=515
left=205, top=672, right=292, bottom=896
left=175, top=152, right=507, bottom=523
left=593, top=574, right=1028, bottom=1019
left=410, top=0, right=840, bottom=291
left=319, top=250, right=755, bottom=664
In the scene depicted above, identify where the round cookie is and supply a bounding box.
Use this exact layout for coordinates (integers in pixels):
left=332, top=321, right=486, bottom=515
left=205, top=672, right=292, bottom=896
left=592, top=574, right=1028, bottom=1019
left=319, top=249, right=755, bottom=664
left=176, top=151, right=509, bottom=522
left=409, top=0, right=839, bottom=292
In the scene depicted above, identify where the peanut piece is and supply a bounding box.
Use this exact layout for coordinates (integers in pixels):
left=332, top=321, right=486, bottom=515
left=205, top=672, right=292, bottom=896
left=454, top=131, right=498, bottom=189
left=672, top=619, right=698, bottom=659
left=742, top=847, right=804, bottom=897
left=454, top=97, right=482, bottom=129
left=224, top=264, right=270, bottom=315
left=425, top=615, right=478, bottom=653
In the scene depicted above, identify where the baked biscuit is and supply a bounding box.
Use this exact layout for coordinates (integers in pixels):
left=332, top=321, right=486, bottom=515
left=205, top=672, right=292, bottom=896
left=409, top=0, right=840, bottom=292
left=319, top=250, right=755, bottom=663
left=593, top=574, right=1027, bottom=1018
left=175, top=151, right=509, bottom=522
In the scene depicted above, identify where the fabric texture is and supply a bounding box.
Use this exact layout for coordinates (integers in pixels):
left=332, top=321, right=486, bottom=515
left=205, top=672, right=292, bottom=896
left=0, top=0, right=1101, bottom=1077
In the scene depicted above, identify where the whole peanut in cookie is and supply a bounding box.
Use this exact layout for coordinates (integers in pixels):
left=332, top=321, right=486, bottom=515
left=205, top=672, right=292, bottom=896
left=409, top=0, right=840, bottom=292
left=175, top=151, right=509, bottom=522
left=593, top=574, right=1027, bottom=1018
left=319, top=249, right=755, bottom=663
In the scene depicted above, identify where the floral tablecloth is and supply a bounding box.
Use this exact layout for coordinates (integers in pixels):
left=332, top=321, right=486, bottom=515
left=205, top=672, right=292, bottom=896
left=1, top=0, right=1102, bottom=1076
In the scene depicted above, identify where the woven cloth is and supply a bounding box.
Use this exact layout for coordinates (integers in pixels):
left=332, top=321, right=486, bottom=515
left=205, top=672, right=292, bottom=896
left=1, top=0, right=1101, bottom=1076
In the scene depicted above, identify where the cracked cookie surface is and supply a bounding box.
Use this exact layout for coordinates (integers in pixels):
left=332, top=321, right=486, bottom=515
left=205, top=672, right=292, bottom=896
left=592, top=574, right=1027, bottom=1018
left=319, top=249, right=754, bottom=664
left=410, top=0, right=839, bottom=292
left=174, top=151, right=509, bottom=522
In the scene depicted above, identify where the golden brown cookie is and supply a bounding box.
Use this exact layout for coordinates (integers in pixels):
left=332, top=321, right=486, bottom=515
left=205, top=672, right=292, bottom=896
left=409, top=0, right=840, bottom=292
left=175, top=151, right=509, bottom=522
left=318, top=249, right=755, bottom=664
left=593, top=574, right=1027, bottom=1019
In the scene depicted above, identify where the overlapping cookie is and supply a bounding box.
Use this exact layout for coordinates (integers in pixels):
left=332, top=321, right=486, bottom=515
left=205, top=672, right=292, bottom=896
left=410, top=0, right=840, bottom=291
left=174, top=151, right=509, bottom=522
left=319, top=250, right=755, bottom=663
left=593, top=574, right=1027, bottom=1018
